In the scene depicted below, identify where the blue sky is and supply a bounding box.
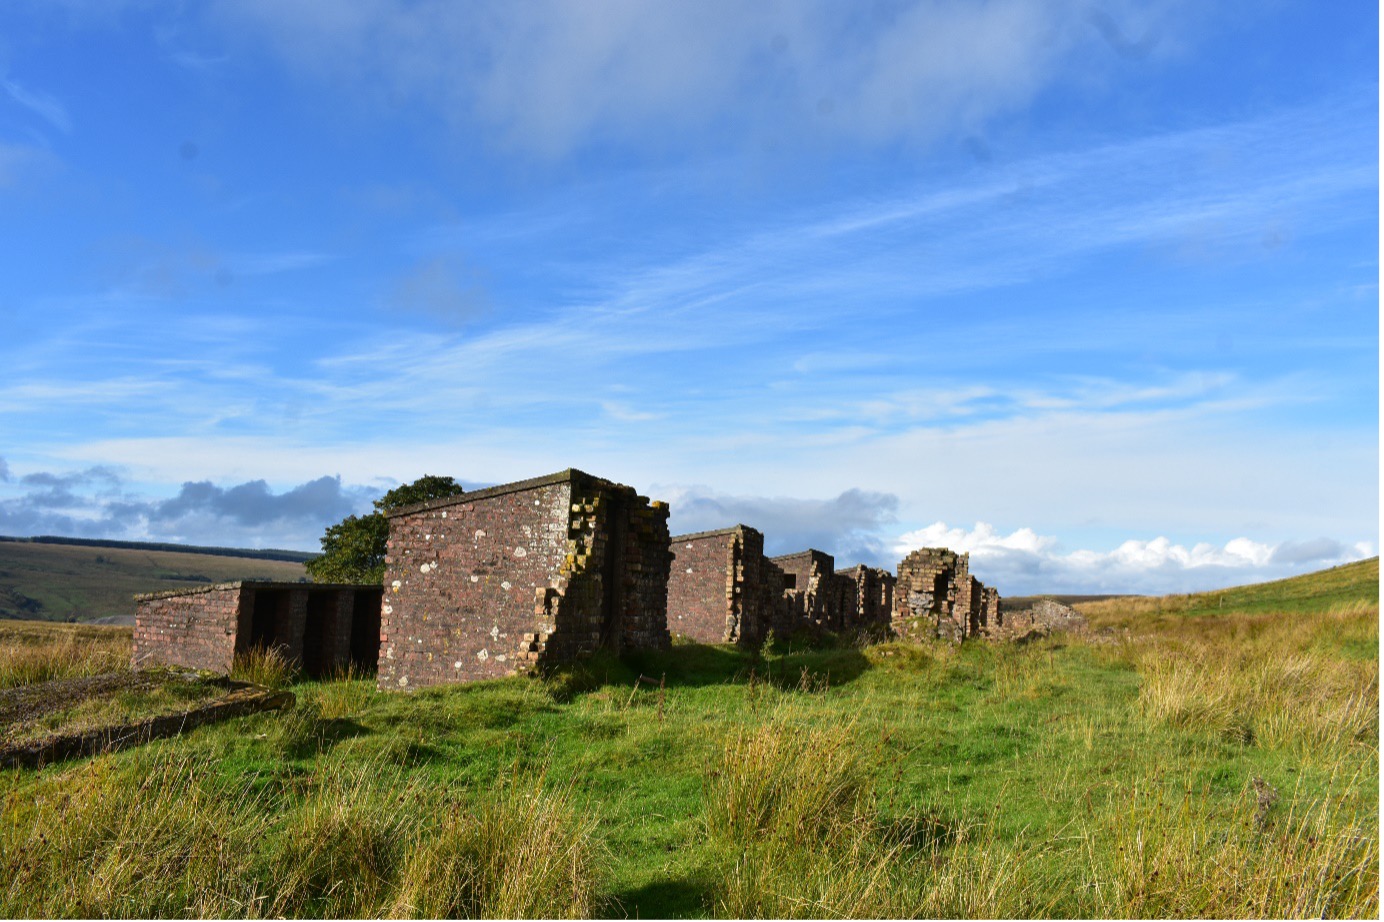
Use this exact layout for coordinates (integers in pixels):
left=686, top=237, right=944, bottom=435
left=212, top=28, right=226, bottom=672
left=0, top=0, right=1376, bottom=594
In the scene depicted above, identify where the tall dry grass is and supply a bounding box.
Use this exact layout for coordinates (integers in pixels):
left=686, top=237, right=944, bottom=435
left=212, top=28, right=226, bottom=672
left=1082, top=766, right=1378, bottom=918
left=1123, top=600, right=1378, bottom=758
left=0, top=751, right=603, bottom=918
left=704, top=704, right=1032, bottom=918
left=230, top=645, right=297, bottom=689
left=0, top=624, right=129, bottom=689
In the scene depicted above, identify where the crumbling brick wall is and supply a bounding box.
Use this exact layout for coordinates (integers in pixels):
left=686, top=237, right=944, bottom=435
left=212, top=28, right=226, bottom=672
left=667, top=525, right=783, bottom=645
left=774, top=550, right=844, bottom=631
left=981, top=587, right=1001, bottom=633
left=133, top=581, right=381, bottom=676
left=893, top=548, right=998, bottom=642
left=991, top=598, right=1085, bottom=641
left=836, top=565, right=896, bottom=638
left=381, top=469, right=671, bottom=690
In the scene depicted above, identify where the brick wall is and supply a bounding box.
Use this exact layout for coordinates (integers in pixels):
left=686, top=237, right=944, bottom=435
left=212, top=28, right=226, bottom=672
left=381, top=477, right=573, bottom=689
left=381, top=469, right=672, bottom=691
left=893, top=548, right=997, bottom=642
left=133, top=581, right=379, bottom=676
left=667, top=525, right=783, bottom=646
left=133, top=584, right=243, bottom=672
left=836, top=565, right=896, bottom=638
left=774, top=550, right=841, bottom=631
left=668, top=529, right=738, bottom=642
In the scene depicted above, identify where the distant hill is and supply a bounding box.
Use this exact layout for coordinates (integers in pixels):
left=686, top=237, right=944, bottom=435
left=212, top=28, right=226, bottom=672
left=0, top=537, right=311, bottom=623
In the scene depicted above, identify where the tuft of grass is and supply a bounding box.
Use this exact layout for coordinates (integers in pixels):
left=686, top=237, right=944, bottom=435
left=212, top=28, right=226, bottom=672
left=392, top=774, right=603, bottom=919
left=703, top=704, right=1036, bottom=919
left=705, top=708, right=867, bottom=846
left=303, top=662, right=376, bottom=720
left=231, top=645, right=297, bottom=689
left=1083, top=766, right=1379, bottom=918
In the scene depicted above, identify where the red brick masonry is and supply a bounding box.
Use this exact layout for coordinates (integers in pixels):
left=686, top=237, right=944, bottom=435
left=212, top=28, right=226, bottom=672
left=133, top=581, right=382, bottom=675
left=379, top=469, right=671, bottom=690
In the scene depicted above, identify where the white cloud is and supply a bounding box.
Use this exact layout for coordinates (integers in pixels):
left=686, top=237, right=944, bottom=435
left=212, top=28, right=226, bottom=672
left=895, top=521, right=1375, bottom=595
left=215, top=0, right=1195, bottom=158
left=658, top=484, right=899, bottom=565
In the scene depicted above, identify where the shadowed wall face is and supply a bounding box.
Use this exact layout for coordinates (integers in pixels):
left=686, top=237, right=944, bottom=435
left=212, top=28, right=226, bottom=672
left=668, top=531, right=736, bottom=643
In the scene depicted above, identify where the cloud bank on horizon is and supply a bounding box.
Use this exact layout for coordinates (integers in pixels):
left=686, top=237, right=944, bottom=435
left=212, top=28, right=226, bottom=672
left=0, top=1, right=1375, bottom=596
left=0, top=460, right=1372, bottom=597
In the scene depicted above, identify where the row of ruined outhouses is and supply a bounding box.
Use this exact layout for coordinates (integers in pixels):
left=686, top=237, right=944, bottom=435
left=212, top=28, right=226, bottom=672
left=132, top=468, right=1004, bottom=690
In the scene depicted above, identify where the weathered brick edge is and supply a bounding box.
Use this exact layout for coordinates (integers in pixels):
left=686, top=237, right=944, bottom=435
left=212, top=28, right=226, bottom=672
left=380, top=468, right=671, bottom=691
left=668, top=525, right=783, bottom=645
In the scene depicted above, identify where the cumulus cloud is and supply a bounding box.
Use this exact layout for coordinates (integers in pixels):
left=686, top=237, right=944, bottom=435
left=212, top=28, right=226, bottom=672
left=661, top=485, right=899, bottom=566
left=216, top=0, right=1190, bottom=158
left=895, top=522, right=1377, bottom=596
left=0, top=466, right=376, bottom=549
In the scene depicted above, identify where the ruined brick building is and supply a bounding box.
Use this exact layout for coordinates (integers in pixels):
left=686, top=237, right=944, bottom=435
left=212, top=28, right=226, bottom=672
left=130, top=467, right=1016, bottom=691
left=665, top=525, right=783, bottom=645
left=893, top=547, right=1000, bottom=642
left=378, top=469, right=672, bottom=690
left=665, top=533, right=896, bottom=644
left=132, top=581, right=383, bottom=676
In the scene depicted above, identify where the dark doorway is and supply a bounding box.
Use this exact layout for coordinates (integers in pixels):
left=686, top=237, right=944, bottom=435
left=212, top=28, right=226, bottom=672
left=350, top=590, right=381, bottom=672
left=302, top=593, right=330, bottom=678
left=249, top=589, right=289, bottom=651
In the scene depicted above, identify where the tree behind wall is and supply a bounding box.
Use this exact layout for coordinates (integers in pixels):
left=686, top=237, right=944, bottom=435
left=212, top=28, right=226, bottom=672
left=305, top=475, right=463, bottom=584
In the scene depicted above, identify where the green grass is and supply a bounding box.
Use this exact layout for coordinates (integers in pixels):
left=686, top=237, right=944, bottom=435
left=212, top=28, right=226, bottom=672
left=0, top=540, right=306, bottom=622
left=1079, top=556, right=1379, bottom=620
left=2, top=669, right=228, bottom=749
left=0, top=561, right=1376, bottom=917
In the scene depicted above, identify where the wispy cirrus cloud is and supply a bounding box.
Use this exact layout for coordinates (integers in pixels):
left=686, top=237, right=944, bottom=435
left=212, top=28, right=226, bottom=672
left=215, top=0, right=1201, bottom=159
left=2, top=78, right=72, bottom=133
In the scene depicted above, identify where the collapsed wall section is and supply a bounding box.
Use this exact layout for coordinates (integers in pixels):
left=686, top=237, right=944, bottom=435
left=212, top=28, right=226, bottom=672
left=836, top=565, right=896, bottom=637
left=381, top=469, right=671, bottom=690
left=773, top=550, right=842, bottom=631
left=991, top=598, right=1084, bottom=641
left=893, top=548, right=998, bottom=642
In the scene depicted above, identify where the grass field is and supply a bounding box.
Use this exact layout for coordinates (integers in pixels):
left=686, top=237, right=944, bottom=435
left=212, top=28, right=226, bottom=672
left=0, top=540, right=307, bottom=622
left=0, top=559, right=1376, bottom=917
